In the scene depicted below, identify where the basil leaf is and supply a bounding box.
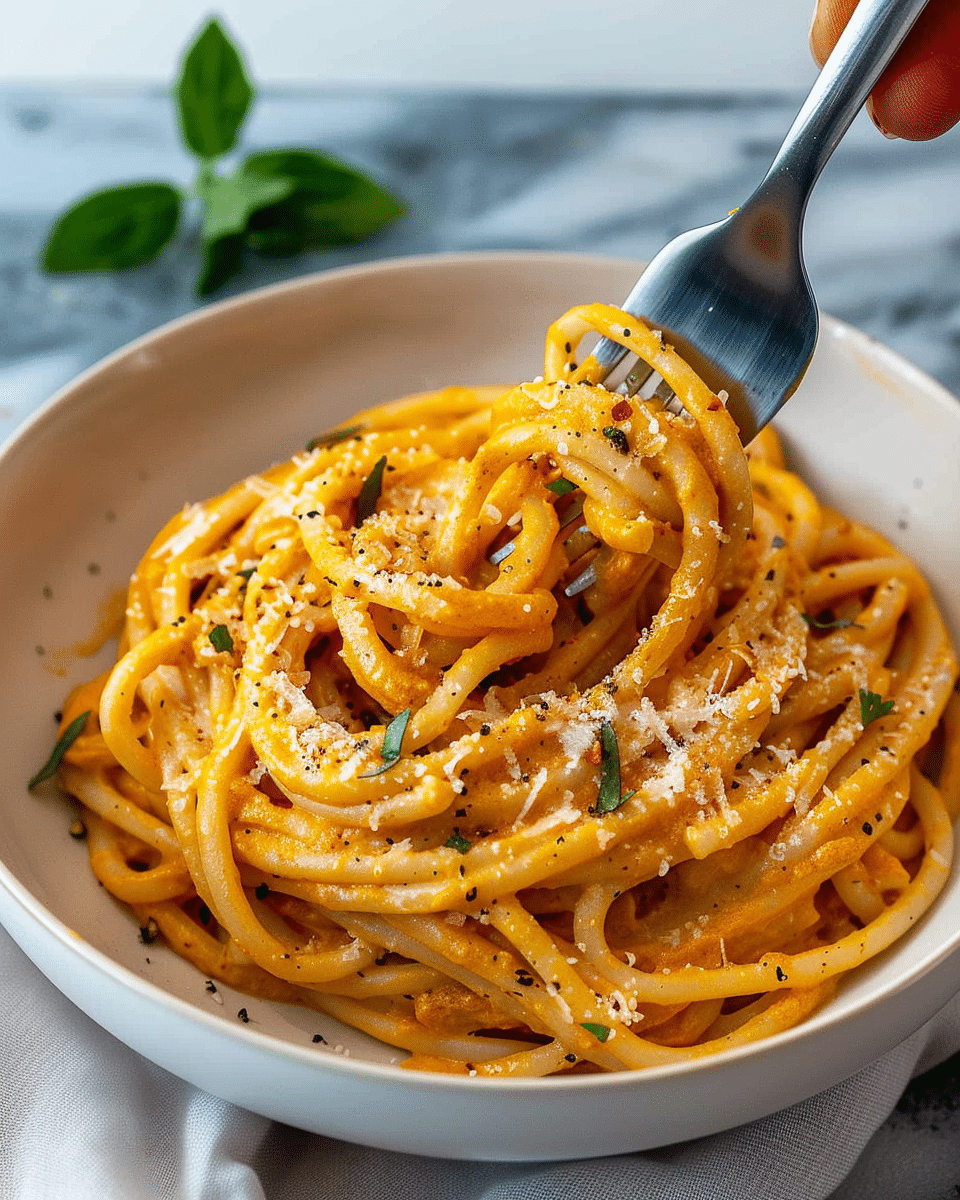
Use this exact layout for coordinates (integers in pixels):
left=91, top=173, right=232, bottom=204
left=581, top=1021, right=611, bottom=1043
left=209, top=624, right=234, bottom=653
left=547, top=477, right=578, bottom=496
left=29, top=711, right=91, bottom=789
left=43, top=184, right=180, bottom=272
left=356, top=455, right=388, bottom=525
left=596, top=722, right=635, bottom=814
left=196, top=164, right=295, bottom=242
left=444, top=830, right=471, bottom=854
left=197, top=232, right=244, bottom=296
left=176, top=18, right=253, bottom=158
left=243, top=149, right=404, bottom=255
left=859, top=688, right=895, bottom=728
left=359, top=708, right=411, bottom=778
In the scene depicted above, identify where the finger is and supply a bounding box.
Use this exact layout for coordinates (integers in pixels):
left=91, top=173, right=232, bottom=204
left=810, top=0, right=960, bottom=140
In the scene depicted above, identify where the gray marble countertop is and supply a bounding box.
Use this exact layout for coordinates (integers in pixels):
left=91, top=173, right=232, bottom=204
left=2, top=85, right=960, bottom=1196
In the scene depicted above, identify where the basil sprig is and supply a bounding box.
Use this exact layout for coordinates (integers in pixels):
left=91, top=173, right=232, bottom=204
left=43, top=19, right=403, bottom=296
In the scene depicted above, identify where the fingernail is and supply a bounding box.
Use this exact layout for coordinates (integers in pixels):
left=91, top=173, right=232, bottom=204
left=866, top=95, right=899, bottom=140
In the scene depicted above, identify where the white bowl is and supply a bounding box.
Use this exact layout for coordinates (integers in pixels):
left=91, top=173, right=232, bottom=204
left=1, top=252, right=958, bottom=1161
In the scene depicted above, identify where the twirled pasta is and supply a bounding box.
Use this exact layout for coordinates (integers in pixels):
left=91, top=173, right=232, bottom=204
left=53, top=304, right=960, bottom=1075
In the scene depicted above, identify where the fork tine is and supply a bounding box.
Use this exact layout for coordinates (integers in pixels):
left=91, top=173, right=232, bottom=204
left=622, top=360, right=655, bottom=396
left=564, top=563, right=597, bottom=597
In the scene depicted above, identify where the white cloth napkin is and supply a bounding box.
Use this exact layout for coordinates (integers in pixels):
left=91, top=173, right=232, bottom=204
left=0, top=920, right=957, bottom=1200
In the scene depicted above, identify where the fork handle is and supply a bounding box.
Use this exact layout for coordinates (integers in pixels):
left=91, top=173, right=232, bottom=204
left=761, top=0, right=929, bottom=206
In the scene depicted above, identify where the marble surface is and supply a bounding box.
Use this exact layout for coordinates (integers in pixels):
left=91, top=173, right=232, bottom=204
left=2, top=84, right=960, bottom=1195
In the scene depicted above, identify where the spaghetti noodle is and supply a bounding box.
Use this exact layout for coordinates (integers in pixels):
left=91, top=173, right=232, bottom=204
left=51, top=303, right=960, bottom=1075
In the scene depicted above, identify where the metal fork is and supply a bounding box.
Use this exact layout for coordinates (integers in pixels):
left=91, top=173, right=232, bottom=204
left=590, top=0, right=930, bottom=444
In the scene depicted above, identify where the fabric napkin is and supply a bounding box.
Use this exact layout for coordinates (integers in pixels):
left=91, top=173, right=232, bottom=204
left=0, top=917, right=957, bottom=1200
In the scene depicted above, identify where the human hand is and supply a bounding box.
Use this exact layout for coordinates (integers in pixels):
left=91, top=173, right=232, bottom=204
left=810, top=0, right=960, bottom=139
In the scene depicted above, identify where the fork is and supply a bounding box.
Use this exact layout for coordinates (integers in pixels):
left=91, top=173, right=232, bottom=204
left=590, top=0, right=930, bottom=444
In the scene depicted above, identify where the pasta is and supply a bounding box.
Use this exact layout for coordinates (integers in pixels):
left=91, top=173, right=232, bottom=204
left=50, top=303, right=960, bottom=1076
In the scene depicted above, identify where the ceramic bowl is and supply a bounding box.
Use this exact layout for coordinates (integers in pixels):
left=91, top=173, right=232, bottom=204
left=1, top=252, right=958, bottom=1160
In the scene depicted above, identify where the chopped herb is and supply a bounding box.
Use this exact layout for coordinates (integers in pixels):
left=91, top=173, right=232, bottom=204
left=860, top=688, right=895, bottom=728
left=444, top=829, right=471, bottom=854
left=359, top=708, right=411, bottom=777
left=581, top=1021, right=612, bottom=1042
left=209, top=624, right=234, bottom=653
left=254, top=882, right=270, bottom=900
left=547, top=477, right=578, bottom=496
left=356, top=455, right=387, bottom=525
left=237, top=566, right=256, bottom=579
left=307, top=423, right=364, bottom=451
left=596, top=722, right=635, bottom=814
left=802, top=610, right=864, bottom=631
left=601, top=426, right=630, bottom=455
left=29, top=710, right=91, bottom=788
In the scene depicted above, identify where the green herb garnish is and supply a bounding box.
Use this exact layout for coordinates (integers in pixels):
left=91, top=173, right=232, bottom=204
left=444, top=829, right=471, bottom=854
left=42, top=19, right=403, bottom=296
left=596, top=722, right=635, bottom=814
left=359, top=708, right=411, bottom=778
left=356, top=455, right=388, bottom=525
left=601, top=427, right=630, bottom=455
left=802, top=609, right=864, bottom=631
left=581, top=1021, right=612, bottom=1043
left=547, top=477, right=578, bottom=496
left=307, top=423, right=365, bottom=452
left=859, top=688, right=895, bottom=728
left=237, top=567, right=257, bottom=580
left=29, top=711, right=91, bottom=788
left=209, top=624, right=234, bottom=653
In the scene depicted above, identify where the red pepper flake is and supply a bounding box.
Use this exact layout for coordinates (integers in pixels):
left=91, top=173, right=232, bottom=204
left=610, top=399, right=632, bottom=422
left=268, top=795, right=293, bottom=809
